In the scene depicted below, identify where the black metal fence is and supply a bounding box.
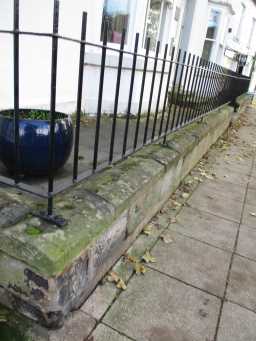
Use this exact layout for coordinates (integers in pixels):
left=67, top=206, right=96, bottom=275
left=0, top=0, right=251, bottom=225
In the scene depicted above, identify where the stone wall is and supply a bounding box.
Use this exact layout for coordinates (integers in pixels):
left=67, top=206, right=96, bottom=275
left=0, top=94, right=252, bottom=328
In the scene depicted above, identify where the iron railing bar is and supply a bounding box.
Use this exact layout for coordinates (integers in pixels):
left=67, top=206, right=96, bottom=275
left=217, top=65, right=224, bottom=106
left=206, top=61, right=215, bottom=113
left=192, top=58, right=207, bottom=119
left=133, top=37, right=150, bottom=150
left=219, top=66, right=226, bottom=106
left=210, top=62, right=219, bottom=110
left=191, top=57, right=204, bottom=120
left=73, top=12, right=87, bottom=181
left=195, top=59, right=209, bottom=117
left=177, top=52, right=191, bottom=127
left=203, top=61, right=214, bottom=114
left=122, top=33, right=139, bottom=158
left=183, top=54, right=195, bottom=124
left=13, top=0, right=20, bottom=184
left=170, top=50, right=187, bottom=130
left=199, top=59, right=212, bottom=117
left=200, top=60, right=212, bottom=116
left=215, top=64, right=223, bottom=108
left=151, top=43, right=168, bottom=140
left=186, top=56, right=200, bottom=122
left=109, top=29, right=126, bottom=163
left=47, top=0, right=59, bottom=216
left=158, top=46, right=175, bottom=137
left=221, top=66, right=229, bottom=105
left=93, top=24, right=108, bottom=171
left=143, top=40, right=160, bottom=144
left=163, top=49, right=181, bottom=143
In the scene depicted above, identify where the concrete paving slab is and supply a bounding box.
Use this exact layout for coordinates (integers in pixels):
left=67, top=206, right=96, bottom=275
left=190, top=178, right=246, bottom=203
left=150, top=232, right=231, bottom=296
left=169, top=206, right=238, bottom=251
left=81, top=282, right=117, bottom=321
left=103, top=269, right=220, bottom=341
left=245, top=188, right=256, bottom=206
left=49, top=311, right=96, bottom=341
left=248, top=177, right=256, bottom=190
left=237, top=225, right=256, bottom=261
left=217, top=302, right=256, bottom=341
left=188, top=184, right=244, bottom=222
left=213, top=164, right=250, bottom=185
left=227, top=255, right=256, bottom=312
left=213, top=157, right=252, bottom=176
left=242, top=203, right=256, bottom=229
left=250, top=164, right=256, bottom=178
left=88, top=324, right=131, bottom=341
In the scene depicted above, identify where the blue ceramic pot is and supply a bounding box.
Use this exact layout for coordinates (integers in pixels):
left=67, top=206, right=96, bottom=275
left=0, top=109, right=73, bottom=176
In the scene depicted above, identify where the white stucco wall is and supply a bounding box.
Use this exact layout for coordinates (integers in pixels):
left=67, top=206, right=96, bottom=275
left=1, top=0, right=255, bottom=115
left=0, top=0, right=188, bottom=115
left=0, top=0, right=90, bottom=111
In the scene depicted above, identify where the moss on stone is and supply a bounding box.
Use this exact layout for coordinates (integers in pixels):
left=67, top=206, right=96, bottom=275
left=25, top=226, right=42, bottom=236
left=0, top=97, right=249, bottom=281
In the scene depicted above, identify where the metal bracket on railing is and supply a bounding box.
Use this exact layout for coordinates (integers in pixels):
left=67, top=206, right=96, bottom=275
left=229, top=99, right=240, bottom=113
left=234, top=102, right=240, bottom=113
left=33, top=212, right=67, bottom=228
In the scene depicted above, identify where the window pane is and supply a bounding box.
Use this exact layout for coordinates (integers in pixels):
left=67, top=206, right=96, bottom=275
left=145, top=0, right=162, bottom=50
left=202, top=40, right=214, bottom=60
left=206, top=9, right=220, bottom=39
left=101, top=0, right=131, bottom=43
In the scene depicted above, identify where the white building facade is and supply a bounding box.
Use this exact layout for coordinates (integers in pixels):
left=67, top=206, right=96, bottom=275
left=0, top=0, right=255, bottom=114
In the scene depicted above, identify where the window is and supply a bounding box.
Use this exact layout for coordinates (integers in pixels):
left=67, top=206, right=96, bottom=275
left=101, top=0, right=133, bottom=44
left=144, top=0, right=173, bottom=51
left=144, top=0, right=163, bottom=50
left=236, top=3, right=245, bottom=40
left=202, top=9, right=221, bottom=60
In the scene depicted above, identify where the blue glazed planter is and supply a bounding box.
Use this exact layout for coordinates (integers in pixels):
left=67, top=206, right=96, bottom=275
left=0, top=109, right=73, bottom=176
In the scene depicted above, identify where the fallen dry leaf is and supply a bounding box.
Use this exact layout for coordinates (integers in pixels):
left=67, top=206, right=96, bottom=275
left=116, top=279, right=127, bottom=290
left=107, top=271, right=127, bottom=290
left=107, top=271, right=120, bottom=283
left=125, top=254, right=138, bottom=263
left=125, top=254, right=147, bottom=275
left=142, top=250, right=156, bottom=263
left=142, top=224, right=153, bottom=236
left=182, top=192, right=190, bottom=199
left=172, top=200, right=182, bottom=208
left=134, top=262, right=147, bottom=275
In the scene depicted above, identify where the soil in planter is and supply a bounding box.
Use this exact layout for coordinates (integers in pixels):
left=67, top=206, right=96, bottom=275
left=2, top=110, right=67, bottom=121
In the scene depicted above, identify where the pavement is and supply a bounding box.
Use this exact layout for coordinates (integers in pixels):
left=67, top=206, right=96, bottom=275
left=25, top=104, right=256, bottom=341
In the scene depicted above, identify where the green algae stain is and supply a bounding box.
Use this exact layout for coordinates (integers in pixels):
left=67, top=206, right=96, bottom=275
left=25, top=226, right=42, bottom=236
left=0, top=323, right=29, bottom=341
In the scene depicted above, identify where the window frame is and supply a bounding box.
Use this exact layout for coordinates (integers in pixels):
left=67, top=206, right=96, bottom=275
left=248, top=17, right=256, bottom=49
left=236, top=2, right=245, bottom=41
left=143, top=0, right=166, bottom=52
left=202, top=7, right=222, bottom=62
left=100, top=0, right=137, bottom=48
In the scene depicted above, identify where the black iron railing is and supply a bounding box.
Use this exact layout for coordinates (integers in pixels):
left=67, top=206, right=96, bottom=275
left=0, top=0, right=251, bottom=225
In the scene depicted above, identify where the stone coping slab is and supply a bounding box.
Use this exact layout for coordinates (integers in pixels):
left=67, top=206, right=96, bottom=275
left=0, top=95, right=250, bottom=328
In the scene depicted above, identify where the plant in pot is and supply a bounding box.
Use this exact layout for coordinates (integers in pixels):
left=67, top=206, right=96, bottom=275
left=0, top=109, right=73, bottom=176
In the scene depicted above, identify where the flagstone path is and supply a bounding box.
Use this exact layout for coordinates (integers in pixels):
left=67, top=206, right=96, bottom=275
left=45, top=104, right=256, bottom=341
